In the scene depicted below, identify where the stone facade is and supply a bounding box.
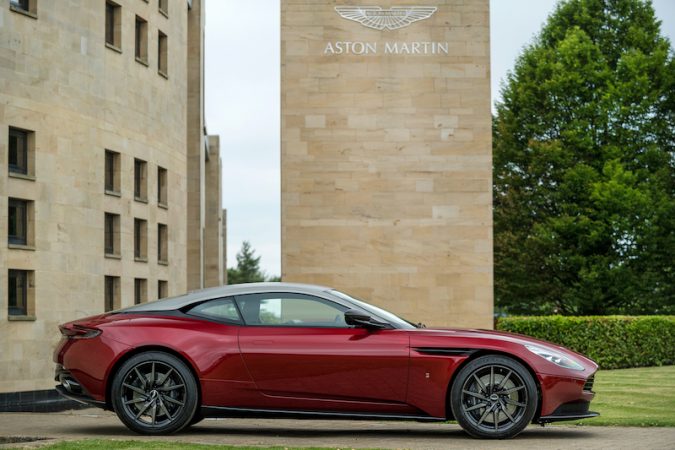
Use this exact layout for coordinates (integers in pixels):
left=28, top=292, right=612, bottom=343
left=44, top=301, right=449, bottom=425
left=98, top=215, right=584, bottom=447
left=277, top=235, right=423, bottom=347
left=0, top=0, right=224, bottom=393
left=281, top=0, right=493, bottom=328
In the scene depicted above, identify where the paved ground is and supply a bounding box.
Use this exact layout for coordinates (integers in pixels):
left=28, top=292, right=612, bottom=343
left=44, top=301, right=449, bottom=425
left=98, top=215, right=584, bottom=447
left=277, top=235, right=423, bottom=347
left=1, top=409, right=675, bottom=449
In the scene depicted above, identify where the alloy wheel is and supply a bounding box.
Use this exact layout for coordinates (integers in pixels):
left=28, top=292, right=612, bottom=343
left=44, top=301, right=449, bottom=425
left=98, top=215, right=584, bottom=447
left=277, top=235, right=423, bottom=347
left=119, top=360, right=187, bottom=427
left=460, top=364, right=529, bottom=433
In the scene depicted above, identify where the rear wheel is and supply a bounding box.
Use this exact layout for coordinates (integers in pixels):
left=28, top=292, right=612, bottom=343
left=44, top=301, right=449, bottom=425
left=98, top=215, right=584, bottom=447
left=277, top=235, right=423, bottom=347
left=450, top=355, right=537, bottom=439
left=111, top=351, right=198, bottom=434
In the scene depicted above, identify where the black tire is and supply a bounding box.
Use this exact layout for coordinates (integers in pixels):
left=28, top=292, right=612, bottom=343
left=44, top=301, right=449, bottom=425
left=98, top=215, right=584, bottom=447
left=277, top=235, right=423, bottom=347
left=111, top=351, right=199, bottom=435
left=450, top=355, right=537, bottom=439
left=189, top=411, right=204, bottom=427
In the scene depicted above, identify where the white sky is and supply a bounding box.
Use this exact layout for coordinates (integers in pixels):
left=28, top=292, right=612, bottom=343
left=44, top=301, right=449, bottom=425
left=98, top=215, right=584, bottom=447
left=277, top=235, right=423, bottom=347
left=205, top=0, right=675, bottom=277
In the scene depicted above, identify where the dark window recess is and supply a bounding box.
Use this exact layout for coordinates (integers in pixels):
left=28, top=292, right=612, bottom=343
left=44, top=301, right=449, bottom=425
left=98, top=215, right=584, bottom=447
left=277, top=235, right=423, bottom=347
left=134, top=278, right=146, bottom=304
left=105, top=1, right=121, bottom=48
left=104, top=150, right=119, bottom=192
left=157, top=167, right=167, bottom=205
left=159, top=0, right=168, bottom=16
left=158, top=31, right=168, bottom=76
left=157, top=223, right=168, bottom=262
left=9, top=128, right=29, bottom=175
left=135, top=16, right=148, bottom=62
left=10, top=0, right=30, bottom=12
left=134, top=218, right=147, bottom=259
left=134, top=159, right=147, bottom=200
left=104, top=213, right=117, bottom=255
left=104, top=276, right=118, bottom=312
left=158, top=280, right=168, bottom=299
left=8, top=199, right=28, bottom=246
left=8, top=270, right=28, bottom=316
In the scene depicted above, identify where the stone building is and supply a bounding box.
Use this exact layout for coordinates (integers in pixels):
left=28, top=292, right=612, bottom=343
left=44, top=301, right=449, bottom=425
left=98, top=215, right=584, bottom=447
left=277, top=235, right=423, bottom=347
left=0, top=0, right=224, bottom=395
left=281, top=0, right=493, bottom=328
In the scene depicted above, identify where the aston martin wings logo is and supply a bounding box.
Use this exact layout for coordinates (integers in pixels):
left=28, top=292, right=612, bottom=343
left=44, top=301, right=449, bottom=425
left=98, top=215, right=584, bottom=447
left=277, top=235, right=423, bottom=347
left=334, top=6, right=438, bottom=31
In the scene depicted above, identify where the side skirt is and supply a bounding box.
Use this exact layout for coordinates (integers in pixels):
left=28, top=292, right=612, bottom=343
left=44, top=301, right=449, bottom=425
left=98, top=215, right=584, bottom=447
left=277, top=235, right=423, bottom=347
left=201, top=405, right=446, bottom=422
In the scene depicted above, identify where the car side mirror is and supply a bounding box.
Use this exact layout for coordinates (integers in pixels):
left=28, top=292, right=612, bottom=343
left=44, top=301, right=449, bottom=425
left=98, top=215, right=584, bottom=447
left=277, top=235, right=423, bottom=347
left=344, top=309, right=389, bottom=329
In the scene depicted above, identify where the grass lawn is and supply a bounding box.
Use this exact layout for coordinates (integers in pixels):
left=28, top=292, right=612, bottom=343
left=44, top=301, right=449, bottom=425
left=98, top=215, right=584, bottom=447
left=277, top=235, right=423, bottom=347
left=575, top=364, right=675, bottom=427
left=32, top=441, right=373, bottom=450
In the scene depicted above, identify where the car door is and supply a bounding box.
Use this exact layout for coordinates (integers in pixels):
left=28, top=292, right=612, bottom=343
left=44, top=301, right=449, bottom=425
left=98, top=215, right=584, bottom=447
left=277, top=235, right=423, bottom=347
left=236, top=292, right=410, bottom=409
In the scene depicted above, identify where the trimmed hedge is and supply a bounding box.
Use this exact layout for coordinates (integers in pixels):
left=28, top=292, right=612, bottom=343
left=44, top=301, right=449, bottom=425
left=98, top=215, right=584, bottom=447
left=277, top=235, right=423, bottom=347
left=495, top=315, right=675, bottom=370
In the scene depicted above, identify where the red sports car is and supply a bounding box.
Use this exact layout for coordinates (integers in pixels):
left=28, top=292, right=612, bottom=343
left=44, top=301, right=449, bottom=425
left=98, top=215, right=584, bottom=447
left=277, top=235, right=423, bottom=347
left=54, top=283, right=598, bottom=439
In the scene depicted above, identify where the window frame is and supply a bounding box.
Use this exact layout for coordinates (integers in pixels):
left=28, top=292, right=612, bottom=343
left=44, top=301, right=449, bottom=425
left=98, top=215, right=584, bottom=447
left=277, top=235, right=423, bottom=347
left=8, top=127, right=30, bottom=176
left=133, top=158, right=147, bottom=202
left=135, top=15, right=148, bottom=64
left=104, top=149, right=120, bottom=194
left=157, top=166, right=168, bottom=207
left=134, top=278, right=147, bottom=304
left=8, top=198, right=28, bottom=246
left=8, top=269, right=29, bottom=316
left=158, top=0, right=168, bottom=17
left=157, top=223, right=168, bottom=264
left=104, top=275, right=120, bottom=312
left=185, top=297, right=243, bottom=325
left=158, top=30, right=168, bottom=78
left=104, top=212, right=120, bottom=256
left=105, top=1, right=122, bottom=51
left=234, top=293, right=351, bottom=328
left=134, top=218, right=148, bottom=261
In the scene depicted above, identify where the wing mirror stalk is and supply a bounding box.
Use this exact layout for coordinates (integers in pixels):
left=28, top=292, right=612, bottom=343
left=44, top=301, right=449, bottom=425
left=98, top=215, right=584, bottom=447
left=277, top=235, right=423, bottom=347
left=344, top=309, right=391, bottom=330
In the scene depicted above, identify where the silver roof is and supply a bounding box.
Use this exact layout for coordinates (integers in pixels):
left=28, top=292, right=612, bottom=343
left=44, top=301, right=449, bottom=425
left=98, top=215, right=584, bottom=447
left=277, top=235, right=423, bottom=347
left=119, top=282, right=334, bottom=312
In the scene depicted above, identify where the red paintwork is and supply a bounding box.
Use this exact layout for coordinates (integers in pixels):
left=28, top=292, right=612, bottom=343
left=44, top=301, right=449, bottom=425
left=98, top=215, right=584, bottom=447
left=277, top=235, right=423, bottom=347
left=54, top=313, right=597, bottom=419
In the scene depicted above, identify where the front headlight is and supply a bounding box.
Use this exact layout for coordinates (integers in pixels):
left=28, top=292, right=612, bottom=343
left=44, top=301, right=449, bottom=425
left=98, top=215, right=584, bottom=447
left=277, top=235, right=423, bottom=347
left=525, top=344, right=584, bottom=371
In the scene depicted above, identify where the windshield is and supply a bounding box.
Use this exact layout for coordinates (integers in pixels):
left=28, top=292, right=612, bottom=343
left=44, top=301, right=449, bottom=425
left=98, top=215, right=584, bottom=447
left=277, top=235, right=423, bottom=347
left=329, top=290, right=418, bottom=329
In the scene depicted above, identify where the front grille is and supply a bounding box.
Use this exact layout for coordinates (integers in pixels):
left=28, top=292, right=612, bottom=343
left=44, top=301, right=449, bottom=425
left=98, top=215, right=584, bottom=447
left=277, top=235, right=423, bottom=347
left=583, top=375, right=595, bottom=392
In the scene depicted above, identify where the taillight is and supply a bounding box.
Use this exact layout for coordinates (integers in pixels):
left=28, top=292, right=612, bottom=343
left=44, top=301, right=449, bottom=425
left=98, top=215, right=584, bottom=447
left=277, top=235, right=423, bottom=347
left=59, top=324, right=102, bottom=339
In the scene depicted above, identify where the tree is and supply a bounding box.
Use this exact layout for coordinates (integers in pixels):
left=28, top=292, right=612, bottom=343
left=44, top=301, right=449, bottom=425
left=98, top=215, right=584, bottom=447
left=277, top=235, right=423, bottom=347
left=227, top=241, right=280, bottom=284
left=493, top=0, right=674, bottom=315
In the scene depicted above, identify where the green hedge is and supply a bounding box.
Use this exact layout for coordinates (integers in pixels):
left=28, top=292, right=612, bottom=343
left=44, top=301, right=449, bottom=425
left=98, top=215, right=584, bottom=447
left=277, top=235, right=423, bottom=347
left=495, top=316, right=675, bottom=370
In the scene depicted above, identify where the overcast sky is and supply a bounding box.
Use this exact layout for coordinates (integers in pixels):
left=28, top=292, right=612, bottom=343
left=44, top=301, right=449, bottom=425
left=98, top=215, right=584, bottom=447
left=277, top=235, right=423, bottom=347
left=205, top=0, right=675, bottom=277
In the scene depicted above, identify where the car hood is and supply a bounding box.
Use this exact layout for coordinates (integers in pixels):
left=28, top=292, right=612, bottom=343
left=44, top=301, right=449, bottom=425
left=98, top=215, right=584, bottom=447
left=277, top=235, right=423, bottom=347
left=409, top=327, right=598, bottom=374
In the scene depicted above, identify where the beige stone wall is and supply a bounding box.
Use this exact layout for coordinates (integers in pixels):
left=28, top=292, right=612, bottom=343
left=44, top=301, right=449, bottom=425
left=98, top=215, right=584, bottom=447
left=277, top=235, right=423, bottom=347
left=203, top=135, right=223, bottom=288
left=281, top=0, right=493, bottom=328
left=0, top=0, right=192, bottom=392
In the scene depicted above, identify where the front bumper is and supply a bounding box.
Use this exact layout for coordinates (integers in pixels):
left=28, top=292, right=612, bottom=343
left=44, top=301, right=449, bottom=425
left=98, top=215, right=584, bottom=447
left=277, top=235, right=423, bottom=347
left=537, top=372, right=599, bottom=422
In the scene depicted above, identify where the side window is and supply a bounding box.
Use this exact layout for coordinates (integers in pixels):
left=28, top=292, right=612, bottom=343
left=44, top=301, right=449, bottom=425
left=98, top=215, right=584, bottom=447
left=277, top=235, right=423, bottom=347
left=236, top=293, right=349, bottom=328
left=187, top=298, right=241, bottom=324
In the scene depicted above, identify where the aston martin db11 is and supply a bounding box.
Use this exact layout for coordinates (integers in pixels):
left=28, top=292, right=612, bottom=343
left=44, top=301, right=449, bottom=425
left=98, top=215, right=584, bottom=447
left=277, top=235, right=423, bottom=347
left=54, top=282, right=598, bottom=438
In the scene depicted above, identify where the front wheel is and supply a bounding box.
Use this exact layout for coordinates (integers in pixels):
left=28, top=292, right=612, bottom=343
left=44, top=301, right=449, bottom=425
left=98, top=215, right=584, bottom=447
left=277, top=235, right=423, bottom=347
left=450, top=355, right=538, bottom=439
left=111, top=351, right=199, bottom=434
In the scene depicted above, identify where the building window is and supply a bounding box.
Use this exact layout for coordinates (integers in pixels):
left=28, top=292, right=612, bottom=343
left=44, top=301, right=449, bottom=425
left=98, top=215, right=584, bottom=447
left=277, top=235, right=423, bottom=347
left=105, top=1, right=122, bottom=50
left=8, top=127, right=34, bottom=177
left=134, top=218, right=148, bottom=261
left=158, top=223, right=168, bottom=264
left=104, top=213, right=120, bottom=256
left=10, top=0, right=37, bottom=17
left=104, top=150, right=120, bottom=194
left=8, top=269, right=34, bottom=317
left=104, top=276, right=120, bottom=312
left=158, top=280, right=168, bottom=299
left=158, top=30, right=168, bottom=77
left=134, top=278, right=147, bottom=304
left=157, top=166, right=168, bottom=206
left=8, top=198, right=33, bottom=248
left=158, top=0, right=168, bottom=17
left=135, top=16, right=148, bottom=64
left=134, top=158, right=147, bottom=201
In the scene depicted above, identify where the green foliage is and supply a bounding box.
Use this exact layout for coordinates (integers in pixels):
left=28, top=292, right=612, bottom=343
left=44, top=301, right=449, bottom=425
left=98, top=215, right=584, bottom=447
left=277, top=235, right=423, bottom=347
left=496, top=315, right=675, bottom=369
left=227, top=241, right=279, bottom=284
left=493, top=0, right=675, bottom=315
